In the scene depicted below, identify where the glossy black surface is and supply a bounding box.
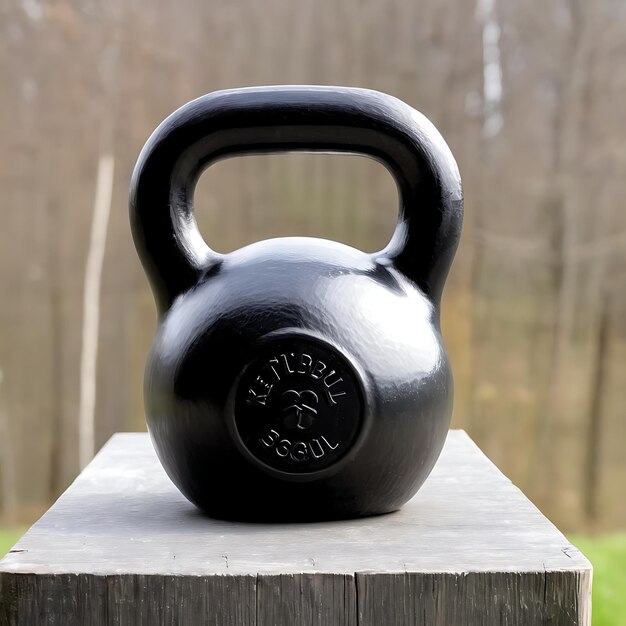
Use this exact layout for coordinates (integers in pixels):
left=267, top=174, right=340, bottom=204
left=130, top=86, right=463, bottom=521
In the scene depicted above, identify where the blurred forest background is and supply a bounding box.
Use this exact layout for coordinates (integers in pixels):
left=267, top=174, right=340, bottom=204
left=0, top=0, right=625, bottom=537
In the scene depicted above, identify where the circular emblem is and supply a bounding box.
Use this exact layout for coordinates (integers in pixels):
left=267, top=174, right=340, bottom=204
left=232, top=336, right=364, bottom=475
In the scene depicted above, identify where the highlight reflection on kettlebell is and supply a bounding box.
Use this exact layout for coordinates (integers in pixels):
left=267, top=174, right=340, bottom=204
left=130, top=85, right=463, bottom=521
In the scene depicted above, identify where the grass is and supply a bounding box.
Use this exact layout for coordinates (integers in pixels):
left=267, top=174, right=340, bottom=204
left=0, top=529, right=24, bottom=558
left=0, top=528, right=623, bottom=624
left=569, top=534, right=626, bottom=626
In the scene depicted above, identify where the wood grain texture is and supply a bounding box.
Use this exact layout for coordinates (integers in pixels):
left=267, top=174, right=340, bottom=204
left=0, top=431, right=591, bottom=625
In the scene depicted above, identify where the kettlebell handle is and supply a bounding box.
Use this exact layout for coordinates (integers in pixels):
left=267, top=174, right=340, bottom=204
left=130, top=86, right=463, bottom=313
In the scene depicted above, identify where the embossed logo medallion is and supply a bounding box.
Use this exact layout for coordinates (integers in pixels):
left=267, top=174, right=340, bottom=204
left=233, top=337, right=364, bottom=474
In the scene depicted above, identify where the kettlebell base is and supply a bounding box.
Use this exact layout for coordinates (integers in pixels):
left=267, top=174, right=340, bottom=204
left=186, top=497, right=404, bottom=523
left=164, top=455, right=433, bottom=523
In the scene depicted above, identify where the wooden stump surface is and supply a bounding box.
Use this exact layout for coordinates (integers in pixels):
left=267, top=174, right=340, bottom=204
left=0, top=431, right=591, bottom=625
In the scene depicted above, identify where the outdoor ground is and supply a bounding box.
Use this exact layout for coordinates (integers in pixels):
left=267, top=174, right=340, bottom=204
left=0, top=530, right=623, bottom=625
left=569, top=534, right=626, bottom=626
left=0, top=530, right=21, bottom=557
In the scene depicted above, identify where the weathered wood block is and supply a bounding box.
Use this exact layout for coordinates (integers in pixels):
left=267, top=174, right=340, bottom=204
left=0, top=431, right=591, bottom=625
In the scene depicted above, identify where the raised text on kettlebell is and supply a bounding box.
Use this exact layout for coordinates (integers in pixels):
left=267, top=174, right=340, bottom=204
left=259, top=429, right=339, bottom=462
left=246, top=351, right=347, bottom=407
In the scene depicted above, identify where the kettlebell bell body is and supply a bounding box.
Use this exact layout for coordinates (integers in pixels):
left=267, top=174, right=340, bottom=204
left=130, top=86, right=463, bottom=521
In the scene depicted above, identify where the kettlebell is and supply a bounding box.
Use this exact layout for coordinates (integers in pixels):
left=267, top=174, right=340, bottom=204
left=130, top=86, right=462, bottom=521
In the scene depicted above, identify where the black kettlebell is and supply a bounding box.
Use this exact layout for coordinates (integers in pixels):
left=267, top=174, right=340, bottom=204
left=130, top=86, right=462, bottom=521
